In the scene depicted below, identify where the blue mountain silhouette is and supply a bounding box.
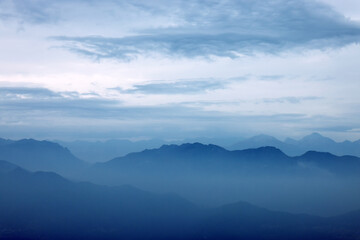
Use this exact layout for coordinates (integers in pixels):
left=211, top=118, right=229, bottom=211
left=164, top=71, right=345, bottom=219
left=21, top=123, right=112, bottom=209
left=231, top=132, right=360, bottom=157
left=0, top=139, right=86, bottom=177
left=1, top=160, right=360, bottom=240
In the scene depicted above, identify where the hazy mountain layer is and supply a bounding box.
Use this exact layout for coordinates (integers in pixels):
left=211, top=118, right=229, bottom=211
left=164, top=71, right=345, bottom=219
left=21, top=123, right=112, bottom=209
left=54, top=133, right=360, bottom=163
left=84, top=143, right=360, bottom=216
left=1, top=160, right=359, bottom=240
left=0, top=139, right=86, bottom=177
left=56, top=137, right=239, bottom=163
left=230, top=133, right=360, bottom=157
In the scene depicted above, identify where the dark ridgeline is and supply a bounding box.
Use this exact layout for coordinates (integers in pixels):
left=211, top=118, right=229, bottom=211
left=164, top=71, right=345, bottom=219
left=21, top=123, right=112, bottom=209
left=56, top=137, right=239, bottom=163
left=55, top=133, right=360, bottom=164
left=94, top=142, right=360, bottom=177
left=1, top=160, right=360, bottom=240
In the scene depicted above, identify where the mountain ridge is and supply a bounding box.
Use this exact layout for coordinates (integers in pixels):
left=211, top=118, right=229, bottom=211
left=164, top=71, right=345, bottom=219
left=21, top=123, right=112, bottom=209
left=100, top=142, right=360, bottom=176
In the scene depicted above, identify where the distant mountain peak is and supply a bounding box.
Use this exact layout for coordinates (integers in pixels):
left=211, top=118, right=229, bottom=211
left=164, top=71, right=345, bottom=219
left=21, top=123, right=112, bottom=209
left=309, top=132, right=323, bottom=137
left=301, top=132, right=334, bottom=142
left=249, top=134, right=280, bottom=142
left=230, top=134, right=284, bottom=151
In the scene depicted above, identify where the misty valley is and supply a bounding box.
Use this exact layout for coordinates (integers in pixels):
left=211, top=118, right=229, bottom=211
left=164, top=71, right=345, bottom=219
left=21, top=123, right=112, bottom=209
left=1, top=135, right=360, bottom=239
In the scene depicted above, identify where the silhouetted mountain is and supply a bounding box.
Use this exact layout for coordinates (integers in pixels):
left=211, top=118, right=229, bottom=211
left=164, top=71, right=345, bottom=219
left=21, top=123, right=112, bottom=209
left=296, top=132, right=335, bottom=145
left=57, top=137, right=237, bottom=163
left=0, top=139, right=86, bottom=177
left=231, top=133, right=360, bottom=157
left=107, top=143, right=291, bottom=165
left=91, top=144, right=297, bottom=184
left=56, top=133, right=360, bottom=163
left=296, top=151, right=360, bottom=176
left=83, top=143, right=360, bottom=216
left=1, top=160, right=360, bottom=240
left=231, top=134, right=292, bottom=151
left=96, top=143, right=360, bottom=177
left=182, top=136, right=240, bottom=148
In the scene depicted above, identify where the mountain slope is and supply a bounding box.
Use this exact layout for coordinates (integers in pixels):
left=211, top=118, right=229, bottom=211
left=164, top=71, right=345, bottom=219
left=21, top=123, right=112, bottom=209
left=84, top=143, right=360, bottom=215
left=0, top=139, right=86, bottom=176
left=296, top=151, right=360, bottom=175
left=57, top=137, right=238, bottom=163
left=201, top=201, right=360, bottom=240
left=0, top=161, right=199, bottom=239
left=98, top=143, right=360, bottom=177
left=1, top=161, right=360, bottom=239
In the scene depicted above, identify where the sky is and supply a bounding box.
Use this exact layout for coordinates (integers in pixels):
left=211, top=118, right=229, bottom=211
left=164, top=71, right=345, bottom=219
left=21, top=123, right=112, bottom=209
left=1, top=0, right=360, bottom=141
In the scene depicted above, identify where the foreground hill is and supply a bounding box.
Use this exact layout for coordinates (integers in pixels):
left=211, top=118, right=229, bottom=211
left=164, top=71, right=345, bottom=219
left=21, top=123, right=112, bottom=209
left=0, top=160, right=199, bottom=239
left=1, top=160, right=359, bottom=240
left=0, top=139, right=86, bottom=177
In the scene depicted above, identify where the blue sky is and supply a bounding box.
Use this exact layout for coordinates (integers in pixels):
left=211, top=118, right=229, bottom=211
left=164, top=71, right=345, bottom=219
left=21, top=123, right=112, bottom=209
left=1, top=0, right=360, bottom=141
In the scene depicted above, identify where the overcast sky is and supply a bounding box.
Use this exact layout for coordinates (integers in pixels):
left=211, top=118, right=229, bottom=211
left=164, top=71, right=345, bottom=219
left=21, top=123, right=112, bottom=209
left=1, top=0, right=360, bottom=141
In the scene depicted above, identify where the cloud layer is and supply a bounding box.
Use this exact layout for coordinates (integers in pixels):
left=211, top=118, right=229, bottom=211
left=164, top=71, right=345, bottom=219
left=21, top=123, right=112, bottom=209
left=49, top=0, right=360, bottom=60
left=1, top=86, right=358, bottom=140
left=112, top=78, right=230, bottom=94
left=1, top=1, right=360, bottom=140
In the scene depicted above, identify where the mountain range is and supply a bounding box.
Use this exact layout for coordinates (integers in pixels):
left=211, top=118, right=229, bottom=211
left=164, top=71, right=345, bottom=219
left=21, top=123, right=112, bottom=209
left=230, top=133, right=360, bottom=157
left=55, top=133, right=360, bottom=163
left=1, top=138, right=360, bottom=216
left=1, top=160, right=360, bottom=240
left=56, top=137, right=240, bottom=163
left=84, top=142, right=360, bottom=215
left=95, top=142, right=360, bottom=177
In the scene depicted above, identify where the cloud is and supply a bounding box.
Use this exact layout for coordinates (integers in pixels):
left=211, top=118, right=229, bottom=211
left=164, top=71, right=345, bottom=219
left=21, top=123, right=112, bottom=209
left=262, top=96, right=322, bottom=104
left=309, top=126, right=357, bottom=133
left=0, top=87, right=83, bottom=100
left=0, top=86, right=309, bottom=124
left=0, top=0, right=60, bottom=24
left=0, top=86, right=204, bottom=120
left=259, top=75, right=285, bottom=81
left=51, top=0, right=360, bottom=60
left=4, top=0, right=360, bottom=59
left=111, top=78, right=231, bottom=95
left=1, top=87, right=355, bottom=140
left=0, top=87, right=60, bottom=98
